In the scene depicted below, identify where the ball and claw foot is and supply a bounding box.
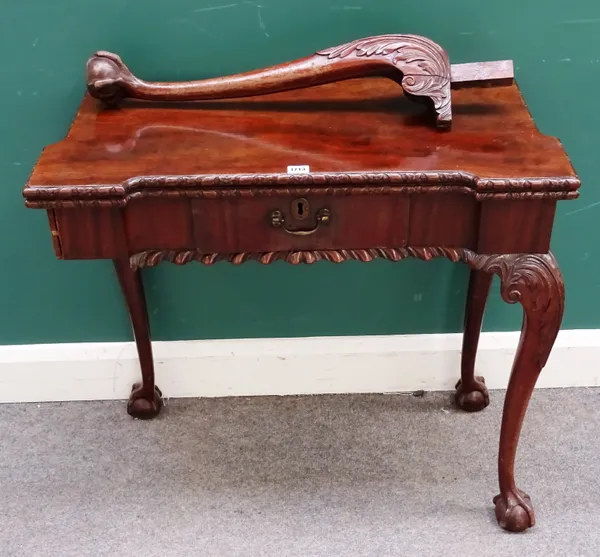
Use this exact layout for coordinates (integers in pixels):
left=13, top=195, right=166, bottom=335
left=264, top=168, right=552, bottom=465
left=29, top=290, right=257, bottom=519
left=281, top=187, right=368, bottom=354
left=455, top=375, right=490, bottom=412
left=127, top=382, right=163, bottom=419
left=494, top=489, right=535, bottom=532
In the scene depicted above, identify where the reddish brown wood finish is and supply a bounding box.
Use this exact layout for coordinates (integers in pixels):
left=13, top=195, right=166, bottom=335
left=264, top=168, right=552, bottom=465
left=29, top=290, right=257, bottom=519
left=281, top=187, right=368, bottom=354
left=46, top=210, right=62, bottom=257
left=87, top=35, right=455, bottom=126
left=463, top=251, right=565, bottom=532
left=23, top=53, right=580, bottom=533
left=26, top=81, right=577, bottom=190
left=85, top=36, right=513, bottom=129
left=55, top=207, right=127, bottom=259
left=113, top=259, right=162, bottom=419
left=191, top=195, right=410, bottom=253
left=478, top=199, right=558, bottom=254
left=456, top=269, right=493, bottom=412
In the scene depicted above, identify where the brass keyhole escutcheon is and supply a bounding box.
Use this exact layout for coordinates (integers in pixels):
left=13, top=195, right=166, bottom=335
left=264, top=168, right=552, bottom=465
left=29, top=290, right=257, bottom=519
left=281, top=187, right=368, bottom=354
left=291, top=198, right=309, bottom=220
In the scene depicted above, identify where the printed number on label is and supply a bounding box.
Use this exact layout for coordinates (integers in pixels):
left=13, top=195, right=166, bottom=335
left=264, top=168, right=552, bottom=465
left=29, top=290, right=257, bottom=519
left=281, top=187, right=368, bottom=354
left=287, top=165, right=310, bottom=174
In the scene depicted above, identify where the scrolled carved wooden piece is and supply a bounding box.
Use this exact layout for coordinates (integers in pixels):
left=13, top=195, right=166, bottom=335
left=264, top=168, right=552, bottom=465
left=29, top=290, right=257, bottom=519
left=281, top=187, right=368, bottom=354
left=316, top=35, right=451, bottom=126
left=86, top=34, right=455, bottom=127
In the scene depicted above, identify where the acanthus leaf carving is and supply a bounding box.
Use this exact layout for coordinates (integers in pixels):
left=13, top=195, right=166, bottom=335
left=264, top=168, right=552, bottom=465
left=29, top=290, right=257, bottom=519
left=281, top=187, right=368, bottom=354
left=86, top=34, right=453, bottom=127
left=462, top=252, right=564, bottom=368
left=317, top=34, right=451, bottom=126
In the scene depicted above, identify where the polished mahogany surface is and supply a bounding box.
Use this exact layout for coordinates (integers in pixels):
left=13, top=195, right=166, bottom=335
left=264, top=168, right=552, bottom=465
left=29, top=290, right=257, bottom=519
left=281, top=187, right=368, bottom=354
left=22, top=56, right=580, bottom=533
left=29, top=78, right=576, bottom=188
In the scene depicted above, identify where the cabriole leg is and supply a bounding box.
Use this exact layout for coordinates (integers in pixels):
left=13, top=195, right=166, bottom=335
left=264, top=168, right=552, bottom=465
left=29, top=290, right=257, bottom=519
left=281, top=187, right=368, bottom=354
left=455, top=269, right=493, bottom=411
left=113, top=259, right=162, bottom=419
left=464, top=252, right=564, bottom=532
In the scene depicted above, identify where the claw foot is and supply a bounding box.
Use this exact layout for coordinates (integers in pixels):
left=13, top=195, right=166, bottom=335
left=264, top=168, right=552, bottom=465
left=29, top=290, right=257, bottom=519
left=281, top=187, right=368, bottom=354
left=493, top=489, right=535, bottom=532
left=455, top=375, right=490, bottom=412
left=127, top=382, right=163, bottom=419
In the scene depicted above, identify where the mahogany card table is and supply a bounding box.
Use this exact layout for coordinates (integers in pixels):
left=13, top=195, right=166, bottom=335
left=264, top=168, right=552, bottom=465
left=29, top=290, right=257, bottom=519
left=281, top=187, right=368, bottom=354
left=23, top=34, right=580, bottom=532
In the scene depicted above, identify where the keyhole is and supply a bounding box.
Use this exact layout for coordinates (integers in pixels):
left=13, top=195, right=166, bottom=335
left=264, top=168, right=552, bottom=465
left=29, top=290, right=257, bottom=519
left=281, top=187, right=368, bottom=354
left=291, top=198, right=309, bottom=220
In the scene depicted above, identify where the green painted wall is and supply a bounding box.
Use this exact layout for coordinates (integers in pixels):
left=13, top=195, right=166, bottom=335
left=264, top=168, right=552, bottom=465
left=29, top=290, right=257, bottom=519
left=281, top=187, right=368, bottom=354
left=2, top=0, right=599, bottom=345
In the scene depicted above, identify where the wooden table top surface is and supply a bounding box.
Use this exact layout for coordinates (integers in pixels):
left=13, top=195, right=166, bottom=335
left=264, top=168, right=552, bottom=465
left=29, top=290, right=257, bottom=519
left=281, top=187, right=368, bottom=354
left=28, top=78, right=577, bottom=188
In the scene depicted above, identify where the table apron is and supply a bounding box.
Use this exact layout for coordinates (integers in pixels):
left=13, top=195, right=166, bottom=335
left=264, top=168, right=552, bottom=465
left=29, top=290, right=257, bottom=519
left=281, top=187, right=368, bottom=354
left=48, top=195, right=557, bottom=260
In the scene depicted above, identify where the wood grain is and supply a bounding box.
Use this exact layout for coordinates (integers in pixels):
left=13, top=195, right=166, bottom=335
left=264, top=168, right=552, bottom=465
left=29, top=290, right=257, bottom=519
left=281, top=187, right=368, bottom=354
left=24, top=80, right=578, bottom=200
left=23, top=41, right=580, bottom=533
left=86, top=35, right=454, bottom=127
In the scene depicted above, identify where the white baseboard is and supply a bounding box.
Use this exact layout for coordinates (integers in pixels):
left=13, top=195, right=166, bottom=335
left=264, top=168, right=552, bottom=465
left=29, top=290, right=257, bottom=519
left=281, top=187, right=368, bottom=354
left=0, top=329, right=598, bottom=403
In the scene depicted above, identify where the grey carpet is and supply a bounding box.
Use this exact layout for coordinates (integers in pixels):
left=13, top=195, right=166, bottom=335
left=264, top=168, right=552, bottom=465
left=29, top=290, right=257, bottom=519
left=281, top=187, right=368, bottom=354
left=1, top=388, right=600, bottom=556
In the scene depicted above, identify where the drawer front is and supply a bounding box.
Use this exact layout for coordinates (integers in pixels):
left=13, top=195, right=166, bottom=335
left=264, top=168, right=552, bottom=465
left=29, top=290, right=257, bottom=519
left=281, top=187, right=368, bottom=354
left=192, top=195, right=410, bottom=253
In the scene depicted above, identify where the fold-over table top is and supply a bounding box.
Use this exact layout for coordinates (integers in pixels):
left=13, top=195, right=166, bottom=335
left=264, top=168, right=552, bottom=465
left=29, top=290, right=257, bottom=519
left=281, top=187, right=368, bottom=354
left=25, top=77, right=579, bottom=202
